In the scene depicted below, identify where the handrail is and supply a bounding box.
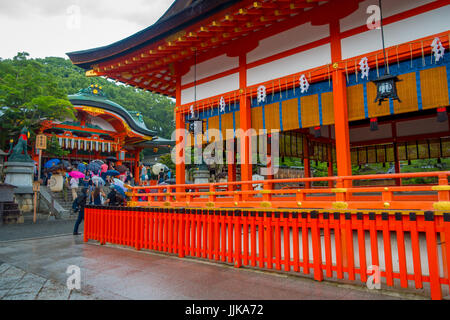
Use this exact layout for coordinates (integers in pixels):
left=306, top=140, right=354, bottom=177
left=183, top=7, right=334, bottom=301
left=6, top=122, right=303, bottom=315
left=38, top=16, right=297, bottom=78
left=127, top=171, right=450, bottom=211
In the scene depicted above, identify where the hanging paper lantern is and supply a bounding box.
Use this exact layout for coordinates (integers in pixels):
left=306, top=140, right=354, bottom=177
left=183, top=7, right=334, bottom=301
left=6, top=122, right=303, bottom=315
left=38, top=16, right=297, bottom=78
left=299, top=75, right=309, bottom=93
left=257, top=85, right=266, bottom=104
left=84, top=140, right=88, bottom=151
left=71, top=139, right=75, bottom=149
left=370, top=118, right=379, bottom=131
left=65, top=138, right=69, bottom=149
left=77, top=139, right=81, bottom=150
left=95, top=141, right=99, bottom=151
left=359, top=57, right=370, bottom=80
left=58, top=137, right=63, bottom=147
left=108, top=142, right=111, bottom=153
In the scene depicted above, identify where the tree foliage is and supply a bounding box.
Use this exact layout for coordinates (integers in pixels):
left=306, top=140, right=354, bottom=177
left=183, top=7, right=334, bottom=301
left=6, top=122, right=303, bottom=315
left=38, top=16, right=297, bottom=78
left=0, top=52, right=176, bottom=150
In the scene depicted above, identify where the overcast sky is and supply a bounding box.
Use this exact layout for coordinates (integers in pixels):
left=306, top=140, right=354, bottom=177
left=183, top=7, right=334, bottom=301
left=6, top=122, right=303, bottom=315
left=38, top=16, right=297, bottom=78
left=0, top=0, right=174, bottom=59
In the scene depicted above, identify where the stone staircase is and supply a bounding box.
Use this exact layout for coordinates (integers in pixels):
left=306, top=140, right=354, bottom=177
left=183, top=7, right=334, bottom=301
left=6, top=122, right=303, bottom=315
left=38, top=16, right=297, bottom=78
left=39, top=186, right=73, bottom=219
left=39, top=185, right=113, bottom=220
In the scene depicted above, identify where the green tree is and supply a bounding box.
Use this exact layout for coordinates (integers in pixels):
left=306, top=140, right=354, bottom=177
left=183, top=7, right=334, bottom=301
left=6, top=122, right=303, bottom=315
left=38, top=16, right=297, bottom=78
left=0, top=53, right=75, bottom=148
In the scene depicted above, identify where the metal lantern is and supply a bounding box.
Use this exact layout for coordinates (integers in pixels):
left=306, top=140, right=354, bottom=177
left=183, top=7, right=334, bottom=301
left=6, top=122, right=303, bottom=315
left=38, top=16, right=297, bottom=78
left=372, top=74, right=401, bottom=105
left=187, top=116, right=203, bottom=135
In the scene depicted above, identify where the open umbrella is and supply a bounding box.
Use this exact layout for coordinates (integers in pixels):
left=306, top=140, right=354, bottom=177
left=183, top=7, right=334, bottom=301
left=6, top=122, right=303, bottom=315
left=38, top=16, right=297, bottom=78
left=152, top=163, right=169, bottom=175
left=77, top=162, right=86, bottom=173
left=91, top=175, right=105, bottom=186
left=105, top=170, right=120, bottom=177
left=111, top=184, right=126, bottom=198
left=87, top=162, right=101, bottom=173
left=44, top=159, right=60, bottom=169
left=61, top=160, right=71, bottom=169
left=69, top=171, right=85, bottom=179
left=92, top=159, right=104, bottom=165
left=101, top=163, right=108, bottom=173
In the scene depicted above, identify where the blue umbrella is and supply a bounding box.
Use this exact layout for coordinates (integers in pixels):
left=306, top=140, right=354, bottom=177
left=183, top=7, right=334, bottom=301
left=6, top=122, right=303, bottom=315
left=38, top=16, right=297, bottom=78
left=77, top=162, right=86, bottom=173
left=112, top=184, right=126, bottom=198
left=44, top=159, right=60, bottom=169
left=87, top=162, right=102, bottom=173
left=105, top=170, right=120, bottom=177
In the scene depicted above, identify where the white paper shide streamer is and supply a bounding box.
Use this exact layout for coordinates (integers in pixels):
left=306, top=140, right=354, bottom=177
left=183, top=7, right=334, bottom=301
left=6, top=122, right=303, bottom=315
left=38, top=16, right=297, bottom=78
left=431, top=37, right=445, bottom=63
left=219, top=96, right=226, bottom=113
left=257, top=85, right=266, bottom=103
left=359, top=57, right=370, bottom=80
left=299, top=75, right=309, bottom=94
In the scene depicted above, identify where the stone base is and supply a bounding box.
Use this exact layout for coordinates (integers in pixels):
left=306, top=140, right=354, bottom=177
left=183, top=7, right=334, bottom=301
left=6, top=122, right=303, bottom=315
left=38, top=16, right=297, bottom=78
left=15, top=193, right=34, bottom=214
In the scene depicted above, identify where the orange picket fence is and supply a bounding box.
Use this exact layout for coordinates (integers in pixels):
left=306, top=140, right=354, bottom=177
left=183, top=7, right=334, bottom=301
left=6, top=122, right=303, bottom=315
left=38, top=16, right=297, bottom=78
left=84, top=206, right=450, bottom=300
left=127, top=171, right=450, bottom=211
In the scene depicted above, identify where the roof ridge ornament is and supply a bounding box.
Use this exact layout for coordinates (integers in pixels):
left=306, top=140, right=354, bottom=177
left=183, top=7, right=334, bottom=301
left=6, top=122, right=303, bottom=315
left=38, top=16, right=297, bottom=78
left=78, top=84, right=107, bottom=98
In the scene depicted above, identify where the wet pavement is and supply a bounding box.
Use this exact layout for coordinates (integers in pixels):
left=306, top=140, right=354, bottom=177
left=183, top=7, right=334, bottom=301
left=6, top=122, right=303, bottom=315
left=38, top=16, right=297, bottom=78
left=0, top=218, right=81, bottom=242
left=0, top=233, right=420, bottom=300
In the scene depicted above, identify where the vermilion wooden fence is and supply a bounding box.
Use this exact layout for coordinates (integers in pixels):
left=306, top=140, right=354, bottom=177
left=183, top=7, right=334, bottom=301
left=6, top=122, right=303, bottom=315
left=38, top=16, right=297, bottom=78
left=127, top=171, right=450, bottom=211
left=84, top=206, right=450, bottom=300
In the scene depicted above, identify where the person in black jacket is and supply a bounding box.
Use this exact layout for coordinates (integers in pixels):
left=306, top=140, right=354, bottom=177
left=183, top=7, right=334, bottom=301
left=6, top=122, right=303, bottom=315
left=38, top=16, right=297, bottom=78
left=73, top=187, right=88, bottom=235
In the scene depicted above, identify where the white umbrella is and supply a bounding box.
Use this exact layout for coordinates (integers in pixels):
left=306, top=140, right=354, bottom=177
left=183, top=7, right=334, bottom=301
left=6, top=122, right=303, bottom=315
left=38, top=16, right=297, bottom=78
left=113, top=178, right=127, bottom=192
left=92, top=175, right=105, bottom=186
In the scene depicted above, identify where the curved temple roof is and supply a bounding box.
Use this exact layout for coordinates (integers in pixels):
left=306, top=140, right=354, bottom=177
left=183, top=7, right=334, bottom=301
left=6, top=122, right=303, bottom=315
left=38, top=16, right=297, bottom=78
left=66, top=0, right=361, bottom=97
left=68, top=86, right=157, bottom=138
left=67, top=0, right=240, bottom=70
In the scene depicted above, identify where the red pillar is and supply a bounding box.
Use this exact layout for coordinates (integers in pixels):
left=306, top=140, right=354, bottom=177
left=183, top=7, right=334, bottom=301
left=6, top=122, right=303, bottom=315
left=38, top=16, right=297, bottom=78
left=134, top=148, right=141, bottom=185
left=330, top=20, right=352, bottom=180
left=239, top=54, right=252, bottom=193
left=175, top=75, right=186, bottom=191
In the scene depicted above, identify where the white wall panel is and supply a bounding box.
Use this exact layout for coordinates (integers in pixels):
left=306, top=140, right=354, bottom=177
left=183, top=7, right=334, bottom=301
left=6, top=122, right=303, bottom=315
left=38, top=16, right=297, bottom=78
left=340, top=0, right=437, bottom=33
left=341, top=5, right=450, bottom=60
left=247, top=44, right=331, bottom=86
left=181, top=73, right=239, bottom=105
left=247, top=22, right=330, bottom=64
left=181, top=54, right=238, bottom=85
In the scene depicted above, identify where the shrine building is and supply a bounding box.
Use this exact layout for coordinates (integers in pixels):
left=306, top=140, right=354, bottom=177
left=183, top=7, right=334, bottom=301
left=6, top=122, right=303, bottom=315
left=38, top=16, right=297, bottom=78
left=66, top=0, right=450, bottom=300
left=35, top=85, right=173, bottom=182
left=67, top=0, right=450, bottom=211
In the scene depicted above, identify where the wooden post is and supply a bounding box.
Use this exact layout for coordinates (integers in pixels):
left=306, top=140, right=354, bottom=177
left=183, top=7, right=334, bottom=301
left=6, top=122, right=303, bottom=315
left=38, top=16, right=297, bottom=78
left=303, top=135, right=311, bottom=189
left=175, top=75, right=186, bottom=201
left=239, top=54, right=252, bottom=197
left=330, top=20, right=352, bottom=182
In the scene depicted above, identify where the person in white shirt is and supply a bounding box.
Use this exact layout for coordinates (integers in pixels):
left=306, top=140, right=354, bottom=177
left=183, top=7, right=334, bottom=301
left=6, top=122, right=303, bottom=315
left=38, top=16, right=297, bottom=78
left=70, top=177, right=79, bottom=201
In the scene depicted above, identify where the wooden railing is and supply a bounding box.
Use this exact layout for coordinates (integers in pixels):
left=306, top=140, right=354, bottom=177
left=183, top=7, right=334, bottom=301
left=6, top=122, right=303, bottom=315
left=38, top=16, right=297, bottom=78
left=127, top=171, right=450, bottom=211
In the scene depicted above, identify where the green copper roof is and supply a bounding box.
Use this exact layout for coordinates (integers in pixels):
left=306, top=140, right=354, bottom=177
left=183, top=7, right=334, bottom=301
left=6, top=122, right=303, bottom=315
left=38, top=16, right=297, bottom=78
left=68, top=86, right=156, bottom=137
